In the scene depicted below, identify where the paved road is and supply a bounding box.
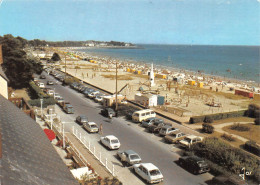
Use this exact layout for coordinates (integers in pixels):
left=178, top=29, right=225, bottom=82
left=40, top=72, right=213, bottom=185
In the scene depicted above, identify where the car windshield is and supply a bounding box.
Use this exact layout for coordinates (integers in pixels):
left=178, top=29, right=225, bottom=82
left=184, top=138, right=192, bottom=142
left=150, top=169, right=161, bottom=176
left=111, top=139, right=119, bottom=144
left=130, top=154, right=140, bottom=160
left=161, top=128, right=167, bottom=132
left=91, top=125, right=97, bottom=128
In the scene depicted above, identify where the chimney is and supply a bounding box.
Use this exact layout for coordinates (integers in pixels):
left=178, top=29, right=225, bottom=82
left=0, top=45, right=3, bottom=65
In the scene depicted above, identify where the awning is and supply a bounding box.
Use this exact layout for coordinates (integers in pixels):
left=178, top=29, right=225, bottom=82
left=44, top=129, right=56, bottom=141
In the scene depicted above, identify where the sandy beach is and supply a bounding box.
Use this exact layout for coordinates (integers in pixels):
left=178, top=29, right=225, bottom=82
left=42, top=47, right=260, bottom=117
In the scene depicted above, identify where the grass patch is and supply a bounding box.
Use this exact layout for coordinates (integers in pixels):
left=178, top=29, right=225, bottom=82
left=223, top=123, right=260, bottom=144
left=101, top=74, right=133, bottom=80
left=206, top=131, right=244, bottom=148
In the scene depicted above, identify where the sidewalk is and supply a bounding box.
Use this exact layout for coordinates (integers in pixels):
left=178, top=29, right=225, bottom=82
left=65, top=133, right=112, bottom=179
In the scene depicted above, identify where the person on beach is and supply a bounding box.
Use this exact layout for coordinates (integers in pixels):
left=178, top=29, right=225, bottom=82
left=99, top=124, right=103, bottom=135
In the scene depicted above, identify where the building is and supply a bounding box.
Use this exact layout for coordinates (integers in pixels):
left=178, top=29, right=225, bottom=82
left=0, top=94, right=78, bottom=185
left=0, top=44, right=9, bottom=99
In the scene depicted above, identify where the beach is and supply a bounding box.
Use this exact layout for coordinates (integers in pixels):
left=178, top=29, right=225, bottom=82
left=41, top=47, right=260, bottom=117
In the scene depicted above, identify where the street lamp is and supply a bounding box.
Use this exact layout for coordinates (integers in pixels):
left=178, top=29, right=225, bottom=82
left=40, top=98, right=43, bottom=118
left=115, top=60, right=118, bottom=116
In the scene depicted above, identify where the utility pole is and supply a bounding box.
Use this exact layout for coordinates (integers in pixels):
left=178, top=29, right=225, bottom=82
left=115, top=61, right=118, bottom=116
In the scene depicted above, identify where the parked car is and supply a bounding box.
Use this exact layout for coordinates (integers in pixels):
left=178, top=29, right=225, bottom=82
left=211, top=175, right=248, bottom=185
left=47, top=81, right=54, bottom=85
left=117, top=150, right=142, bottom=166
left=40, top=74, right=46, bottom=79
left=164, top=131, right=186, bottom=144
left=64, top=104, right=74, bottom=114
left=100, top=135, right=120, bottom=150
left=147, top=120, right=168, bottom=133
left=55, top=97, right=64, bottom=104
left=94, top=93, right=105, bottom=102
left=159, top=125, right=179, bottom=136
left=88, top=91, right=100, bottom=98
left=178, top=156, right=210, bottom=174
left=38, top=82, right=45, bottom=89
left=83, top=122, right=99, bottom=133
left=141, top=117, right=156, bottom=128
left=101, top=108, right=116, bottom=118
left=76, top=115, right=88, bottom=125
left=83, top=88, right=95, bottom=97
left=133, top=163, right=163, bottom=184
left=178, top=135, right=204, bottom=149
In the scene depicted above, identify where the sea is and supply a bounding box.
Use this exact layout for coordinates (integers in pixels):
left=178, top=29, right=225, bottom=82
left=77, top=44, right=260, bottom=83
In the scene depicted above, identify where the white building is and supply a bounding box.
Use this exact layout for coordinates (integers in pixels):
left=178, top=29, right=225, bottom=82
left=0, top=45, right=9, bottom=99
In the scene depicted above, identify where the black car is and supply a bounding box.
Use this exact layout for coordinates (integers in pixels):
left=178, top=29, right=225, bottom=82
left=76, top=115, right=88, bottom=125
left=178, top=156, right=210, bottom=174
left=101, top=108, right=116, bottom=118
left=147, top=119, right=165, bottom=133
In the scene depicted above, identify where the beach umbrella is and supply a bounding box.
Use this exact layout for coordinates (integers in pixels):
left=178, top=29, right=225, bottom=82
left=43, top=129, right=56, bottom=141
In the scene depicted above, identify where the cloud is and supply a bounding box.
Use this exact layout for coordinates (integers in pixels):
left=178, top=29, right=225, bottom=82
left=257, top=0, right=260, bottom=3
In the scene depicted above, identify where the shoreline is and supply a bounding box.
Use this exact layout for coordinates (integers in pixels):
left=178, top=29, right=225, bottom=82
left=60, top=47, right=260, bottom=89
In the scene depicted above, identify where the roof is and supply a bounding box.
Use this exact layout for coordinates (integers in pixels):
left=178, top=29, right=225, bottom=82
left=141, top=163, right=158, bottom=171
left=0, top=94, right=78, bottom=185
left=125, top=150, right=138, bottom=155
left=106, top=135, right=118, bottom=140
left=87, top=122, right=96, bottom=126
left=0, top=65, right=9, bottom=82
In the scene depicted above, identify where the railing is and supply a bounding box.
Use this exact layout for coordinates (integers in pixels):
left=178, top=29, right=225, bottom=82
left=40, top=112, right=117, bottom=177
left=72, top=126, right=116, bottom=176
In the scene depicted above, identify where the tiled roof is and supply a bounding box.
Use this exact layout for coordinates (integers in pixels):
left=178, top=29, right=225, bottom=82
left=0, top=95, right=78, bottom=185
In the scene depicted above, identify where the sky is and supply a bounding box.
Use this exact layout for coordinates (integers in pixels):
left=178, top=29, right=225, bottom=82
left=0, top=0, right=259, bottom=45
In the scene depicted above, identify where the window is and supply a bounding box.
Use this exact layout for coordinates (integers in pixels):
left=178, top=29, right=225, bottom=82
left=151, top=111, right=155, bottom=114
left=145, top=112, right=150, bottom=116
left=141, top=113, right=145, bottom=116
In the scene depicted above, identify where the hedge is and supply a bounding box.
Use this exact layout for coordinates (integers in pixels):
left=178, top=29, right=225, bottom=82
left=244, top=140, right=260, bottom=156
left=28, top=97, right=56, bottom=108
left=189, top=110, right=246, bottom=124
left=29, top=81, right=49, bottom=98
left=191, top=137, right=260, bottom=182
left=202, top=123, right=214, bottom=133
left=246, top=104, right=260, bottom=118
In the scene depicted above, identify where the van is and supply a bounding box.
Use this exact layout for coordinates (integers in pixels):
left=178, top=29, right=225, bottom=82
left=132, top=109, right=156, bottom=122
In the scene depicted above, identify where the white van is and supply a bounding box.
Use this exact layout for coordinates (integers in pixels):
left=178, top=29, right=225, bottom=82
left=132, top=109, right=156, bottom=122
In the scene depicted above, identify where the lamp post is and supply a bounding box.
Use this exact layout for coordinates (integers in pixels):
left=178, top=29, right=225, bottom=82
left=40, top=98, right=43, bottom=118
left=50, top=108, right=53, bottom=130
left=115, top=61, right=118, bottom=116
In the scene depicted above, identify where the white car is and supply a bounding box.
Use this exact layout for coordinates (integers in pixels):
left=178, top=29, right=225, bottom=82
left=83, top=122, right=99, bottom=133
left=38, top=82, right=45, bottom=88
left=133, top=163, right=163, bottom=184
left=100, top=135, right=120, bottom=150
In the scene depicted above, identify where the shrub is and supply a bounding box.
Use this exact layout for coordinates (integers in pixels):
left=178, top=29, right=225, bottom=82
left=63, top=77, right=79, bottom=85
left=190, top=137, right=259, bottom=179
left=28, top=97, right=55, bottom=108
left=189, top=116, right=205, bottom=124
left=202, top=123, right=214, bottom=133
left=189, top=110, right=246, bottom=124
left=29, top=81, right=49, bottom=98
left=255, top=118, right=260, bottom=125
left=204, top=116, right=214, bottom=123
left=230, top=123, right=250, bottom=131
left=221, top=133, right=236, bottom=142
left=247, top=104, right=260, bottom=118
left=244, top=140, right=260, bottom=156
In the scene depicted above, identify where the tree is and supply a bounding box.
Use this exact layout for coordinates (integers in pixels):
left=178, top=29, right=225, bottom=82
left=0, top=34, right=43, bottom=88
left=51, top=52, right=61, bottom=61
